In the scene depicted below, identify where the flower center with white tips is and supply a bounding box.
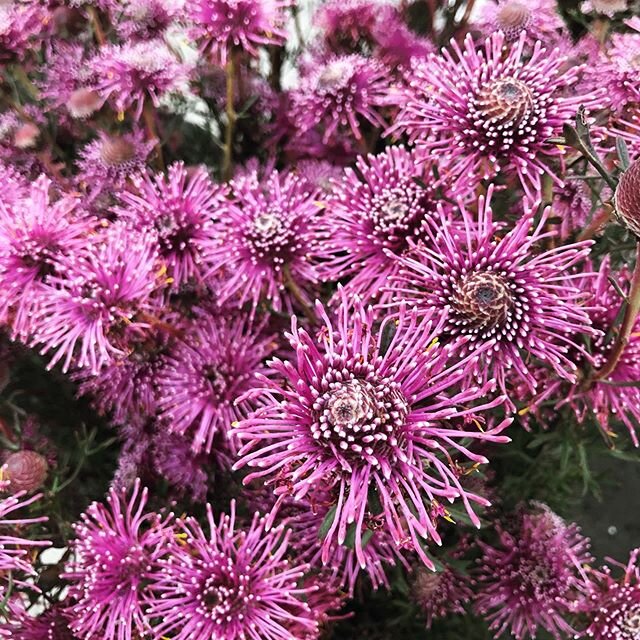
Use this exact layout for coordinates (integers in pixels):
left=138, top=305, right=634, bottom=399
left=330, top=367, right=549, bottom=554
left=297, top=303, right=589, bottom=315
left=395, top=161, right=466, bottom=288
left=317, top=61, right=351, bottom=91
left=253, top=212, right=282, bottom=239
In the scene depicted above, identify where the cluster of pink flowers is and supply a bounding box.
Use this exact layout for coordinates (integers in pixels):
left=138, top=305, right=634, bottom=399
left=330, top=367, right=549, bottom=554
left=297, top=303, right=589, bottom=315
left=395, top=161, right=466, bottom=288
left=0, top=0, right=639, bottom=638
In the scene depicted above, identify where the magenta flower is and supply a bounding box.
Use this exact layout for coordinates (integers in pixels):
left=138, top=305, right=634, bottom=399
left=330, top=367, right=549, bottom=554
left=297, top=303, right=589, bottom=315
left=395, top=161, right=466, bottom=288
left=412, top=563, right=474, bottom=628
left=600, top=32, right=640, bottom=107
left=31, top=224, right=162, bottom=373
left=1, top=603, right=72, bottom=640
left=552, top=178, right=593, bottom=240
left=0, top=481, right=50, bottom=584
left=0, top=2, right=46, bottom=62
left=321, top=146, right=439, bottom=305
left=147, top=501, right=317, bottom=640
left=63, top=480, right=171, bottom=640
left=476, top=503, right=592, bottom=640
left=584, top=548, right=640, bottom=640
left=117, top=162, right=224, bottom=288
left=116, top=0, right=184, bottom=40
left=291, top=54, right=389, bottom=143
left=475, top=0, right=566, bottom=48
left=0, top=176, right=94, bottom=340
left=157, top=314, right=274, bottom=453
left=77, top=130, right=154, bottom=201
left=234, top=293, right=512, bottom=570
left=549, top=258, right=640, bottom=447
left=90, top=40, right=190, bottom=120
left=203, top=170, right=324, bottom=313
left=188, top=0, right=290, bottom=64
left=393, top=32, right=604, bottom=200
left=391, top=188, right=596, bottom=399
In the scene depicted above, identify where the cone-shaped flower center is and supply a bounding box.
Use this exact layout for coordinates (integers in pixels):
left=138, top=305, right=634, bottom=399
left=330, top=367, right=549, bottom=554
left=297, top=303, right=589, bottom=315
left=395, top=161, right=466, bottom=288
left=477, top=78, right=534, bottom=126
left=253, top=212, right=283, bottom=240
left=313, top=377, right=408, bottom=463
left=452, top=271, right=513, bottom=329
left=496, top=2, right=531, bottom=33
left=317, top=60, right=351, bottom=91
left=624, top=606, right=640, bottom=634
left=197, top=564, right=251, bottom=622
left=100, top=137, right=137, bottom=167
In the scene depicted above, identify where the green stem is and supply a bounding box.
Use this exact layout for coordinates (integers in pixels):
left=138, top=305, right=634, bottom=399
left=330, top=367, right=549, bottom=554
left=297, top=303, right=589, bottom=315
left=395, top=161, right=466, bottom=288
left=222, top=54, right=237, bottom=182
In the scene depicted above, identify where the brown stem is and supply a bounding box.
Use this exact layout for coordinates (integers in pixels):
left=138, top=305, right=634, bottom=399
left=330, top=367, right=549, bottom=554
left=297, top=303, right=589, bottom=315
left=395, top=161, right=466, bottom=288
left=87, top=6, right=107, bottom=46
left=283, top=266, right=316, bottom=324
left=577, top=205, right=613, bottom=242
left=222, top=54, right=237, bottom=181
left=593, top=242, right=640, bottom=382
left=143, top=100, right=164, bottom=171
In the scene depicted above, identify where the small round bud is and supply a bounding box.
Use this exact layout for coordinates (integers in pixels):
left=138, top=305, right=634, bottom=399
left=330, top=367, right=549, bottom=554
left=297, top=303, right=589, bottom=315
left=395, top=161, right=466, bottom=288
left=13, top=122, right=40, bottom=149
left=4, top=450, right=48, bottom=493
left=589, top=0, right=627, bottom=15
left=99, top=137, right=137, bottom=167
left=615, top=158, right=640, bottom=237
left=67, top=88, right=103, bottom=119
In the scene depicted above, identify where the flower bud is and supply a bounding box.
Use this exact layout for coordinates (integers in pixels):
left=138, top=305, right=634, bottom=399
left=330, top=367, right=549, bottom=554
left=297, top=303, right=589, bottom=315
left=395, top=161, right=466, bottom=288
left=615, top=157, right=640, bottom=237
left=4, top=450, right=48, bottom=493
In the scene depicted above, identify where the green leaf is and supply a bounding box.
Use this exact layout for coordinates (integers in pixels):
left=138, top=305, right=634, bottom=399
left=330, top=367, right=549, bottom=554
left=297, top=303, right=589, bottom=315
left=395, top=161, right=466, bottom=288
left=617, top=137, right=631, bottom=171
left=317, top=505, right=338, bottom=541
left=343, top=523, right=374, bottom=549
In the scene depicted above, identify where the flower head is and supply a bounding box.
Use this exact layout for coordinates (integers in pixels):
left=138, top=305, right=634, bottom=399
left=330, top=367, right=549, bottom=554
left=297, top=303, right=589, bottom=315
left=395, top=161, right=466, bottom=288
left=0, top=2, right=46, bottom=62
left=90, top=40, right=189, bottom=120
left=321, top=146, right=439, bottom=305
left=77, top=130, right=154, bottom=201
left=63, top=480, right=171, bottom=640
left=188, top=0, right=290, bottom=64
left=391, top=187, right=595, bottom=399
left=234, top=292, right=511, bottom=570
left=3, top=450, right=48, bottom=494
left=584, top=548, right=640, bottom=640
left=476, top=504, right=592, bottom=640
left=1, top=604, right=74, bottom=640
left=0, top=175, right=94, bottom=340
left=615, top=156, right=640, bottom=237
left=147, top=501, right=317, bottom=640
left=117, top=163, right=224, bottom=288
left=291, top=54, right=389, bottom=143
left=412, top=563, right=474, bottom=628
left=203, top=169, right=324, bottom=313
left=158, top=314, right=274, bottom=453
left=475, top=0, right=565, bottom=49
left=31, top=224, right=162, bottom=373
left=394, top=32, right=604, bottom=200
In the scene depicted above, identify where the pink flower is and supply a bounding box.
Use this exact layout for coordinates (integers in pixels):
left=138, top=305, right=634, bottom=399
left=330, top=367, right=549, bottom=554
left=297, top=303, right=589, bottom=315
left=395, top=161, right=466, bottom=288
left=584, top=548, right=640, bottom=640
left=31, top=224, right=163, bottom=373
left=116, top=162, right=225, bottom=288
left=234, top=292, right=512, bottom=570
left=90, top=40, right=190, bottom=120
left=63, top=480, right=172, bottom=640
left=393, top=32, right=604, bottom=200
left=203, top=169, right=324, bottom=313
left=476, top=503, right=592, bottom=640
left=320, top=146, right=440, bottom=305
left=291, top=54, right=389, bottom=143
left=391, top=187, right=596, bottom=400
left=188, top=0, right=290, bottom=65
left=0, top=176, right=94, bottom=340
left=147, top=501, right=318, bottom=640
left=157, top=313, right=274, bottom=453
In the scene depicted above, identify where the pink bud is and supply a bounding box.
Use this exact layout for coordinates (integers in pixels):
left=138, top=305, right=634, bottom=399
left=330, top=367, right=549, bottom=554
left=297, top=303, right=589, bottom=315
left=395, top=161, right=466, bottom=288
left=4, top=450, right=48, bottom=493
left=615, top=158, right=640, bottom=237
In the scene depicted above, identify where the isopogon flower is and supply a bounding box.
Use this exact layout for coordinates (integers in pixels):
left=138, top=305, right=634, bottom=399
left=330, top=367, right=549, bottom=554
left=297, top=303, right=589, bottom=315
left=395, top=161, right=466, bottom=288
left=475, top=0, right=566, bottom=49
left=3, top=451, right=48, bottom=494
left=203, top=170, right=324, bottom=313
left=615, top=156, right=640, bottom=237
left=476, top=504, right=592, bottom=640
left=412, top=563, right=474, bottom=628
left=0, top=481, right=50, bottom=583
left=234, top=292, right=512, bottom=570
left=77, top=130, right=154, bottom=201
left=0, top=2, right=46, bottom=62
left=393, top=32, right=604, bottom=200
left=0, top=175, right=94, bottom=340
left=583, top=548, right=640, bottom=639
left=147, top=501, right=318, bottom=640
left=157, top=314, right=274, bottom=453
left=117, top=162, right=224, bottom=288
left=291, top=54, right=390, bottom=144
left=63, top=480, right=171, bottom=640
left=391, top=187, right=596, bottom=399
left=321, top=146, right=440, bottom=305
left=188, top=0, right=290, bottom=65
left=31, top=224, right=163, bottom=373
left=0, top=603, right=73, bottom=640
left=90, top=40, right=190, bottom=120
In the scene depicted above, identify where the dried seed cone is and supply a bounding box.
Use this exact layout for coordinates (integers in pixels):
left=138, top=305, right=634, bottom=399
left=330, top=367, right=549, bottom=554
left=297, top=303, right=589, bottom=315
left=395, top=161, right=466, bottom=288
left=4, top=450, right=48, bottom=493
left=615, top=158, right=640, bottom=237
